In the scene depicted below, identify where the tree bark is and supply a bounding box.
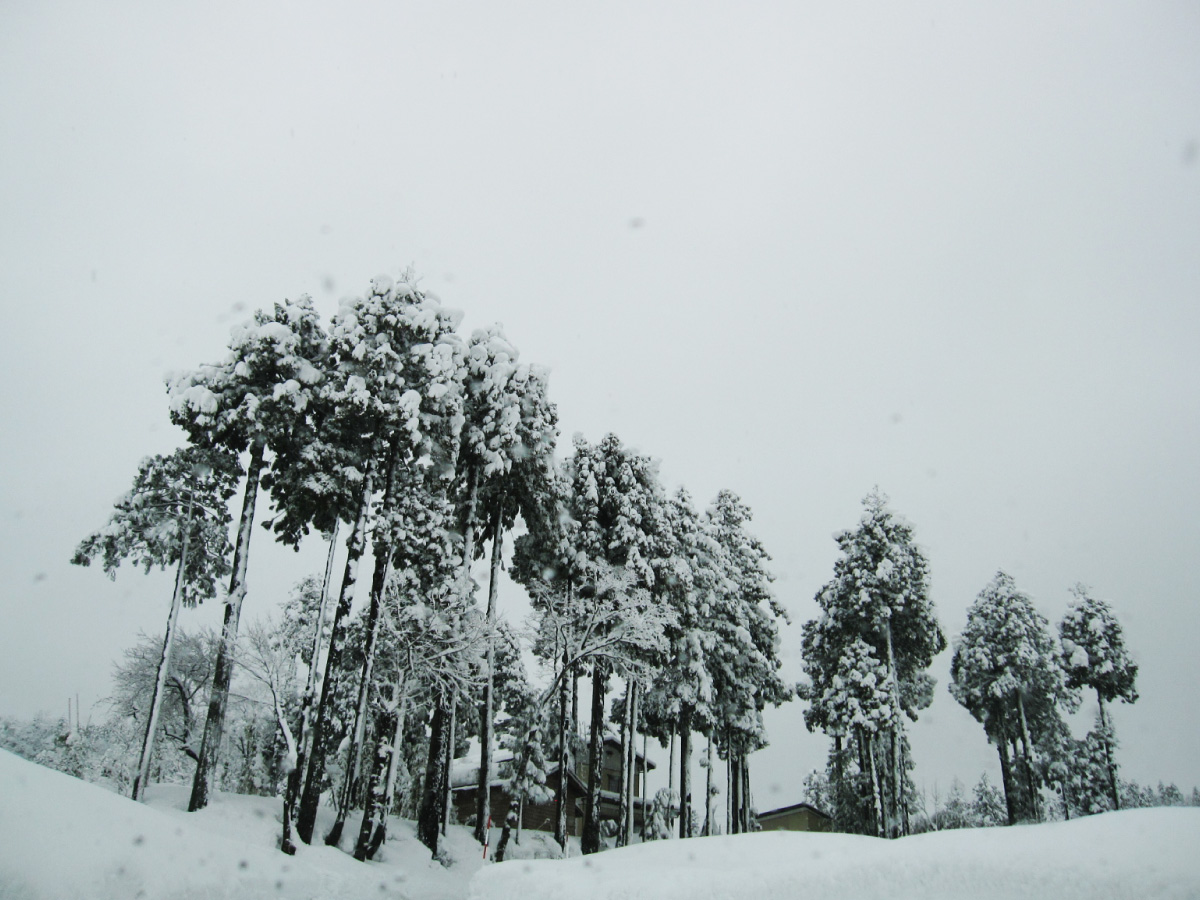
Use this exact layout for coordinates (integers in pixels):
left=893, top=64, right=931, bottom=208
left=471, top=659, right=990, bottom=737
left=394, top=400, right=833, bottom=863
left=1015, top=692, right=1041, bottom=822
left=678, top=708, right=692, bottom=839
left=326, top=553, right=391, bottom=847
left=418, top=702, right=449, bottom=854
left=282, top=522, right=339, bottom=855
left=617, top=685, right=632, bottom=846
left=724, top=748, right=734, bottom=835
left=867, top=732, right=885, bottom=838
left=883, top=620, right=907, bottom=837
left=554, top=648, right=570, bottom=851
left=476, top=501, right=504, bottom=842
left=704, top=729, right=714, bottom=836
left=296, top=471, right=373, bottom=844
left=443, top=698, right=457, bottom=836
left=1097, top=695, right=1121, bottom=810
left=581, top=661, right=606, bottom=854
left=133, top=492, right=195, bottom=802
left=354, top=672, right=408, bottom=860
left=624, top=682, right=638, bottom=845
left=739, top=758, right=748, bottom=835
left=189, top=438, right=264, bottom=811
left=997, top=727, right=1016, bottom=825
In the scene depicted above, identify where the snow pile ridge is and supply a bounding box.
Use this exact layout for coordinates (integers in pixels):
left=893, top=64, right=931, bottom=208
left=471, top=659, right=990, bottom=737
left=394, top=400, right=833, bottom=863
left=470, top=810, right=1200, bottom=900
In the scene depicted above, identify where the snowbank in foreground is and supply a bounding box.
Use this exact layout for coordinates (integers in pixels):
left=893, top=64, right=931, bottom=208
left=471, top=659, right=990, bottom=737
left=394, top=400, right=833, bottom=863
left=0, top=748, right=507, bottom=899
left=471, top=807, right=1200, bottom=900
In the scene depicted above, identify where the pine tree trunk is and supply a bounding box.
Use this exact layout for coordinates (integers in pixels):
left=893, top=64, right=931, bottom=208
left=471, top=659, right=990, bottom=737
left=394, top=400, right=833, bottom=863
left=443, top=698, right=456, bottom=836
left=133, top=492, right=195, bottom=802
left=641, top=731, right=649, bottom=842
left=867, top=732, right=885, bottom=838
left=353, top=707, right=394, bottom=860
left=282, top=522, right=339, bottom=854
left=476, top=501, right=504, bottom=843
left=1097, top=695, right=1121, bottom=810
left=624, top=686, right=633, bottom=849
left=678, top=708, right=692, bottom=838
left=418, top=702, right=449, bottom=854
left=495, top=742, right=533, bottom=863
left=726, top=739, right=734, bottom=835
left=668, top=727, right=677, bottom=833
left=1015, top=692, right=1041, bottom=822
left=624, top=682, right=638, bottom=845
left=297, top=471, right=374, bottom=844
left=724, top=748, right=734, bottom=835
left=554, top=647, right=570, bottom=851
left=883, top=620, right=907, bottom=837
left=581, top=661, right=606, bottom=854
left=355, top=673, right=408, bottom=860
left=739, top=748, right=748, bottom=835
left=326, top=550, right=391, bottom=847
left=833, top=734, right=845, bottom=830
left=997, top=729, right=1016, bottom=825
left=704, top=729, right=714, bottom=836
left=189, top=439, right=265, bottom=811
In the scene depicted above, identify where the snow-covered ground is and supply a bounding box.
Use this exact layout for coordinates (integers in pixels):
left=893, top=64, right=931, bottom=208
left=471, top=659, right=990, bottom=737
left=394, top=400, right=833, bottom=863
left=2, top=748, right=1197, bottom=900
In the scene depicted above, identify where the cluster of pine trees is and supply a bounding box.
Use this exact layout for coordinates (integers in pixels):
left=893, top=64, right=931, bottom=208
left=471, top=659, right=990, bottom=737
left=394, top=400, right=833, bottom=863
left=69, top=273, right=790, bottom=861
left=797, top=491, right=1145, bottom=835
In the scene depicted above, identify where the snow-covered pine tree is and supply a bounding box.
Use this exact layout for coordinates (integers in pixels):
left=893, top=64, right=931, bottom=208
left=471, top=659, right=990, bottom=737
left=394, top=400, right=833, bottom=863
left=949, top=571, right=1077, bottom=824
left=272, top=274, right=466, bottom=846
left=73, top=445, right=240, bottom=800
left=452, top=325, right=558, bottom=844
left=169, top=294, right=330, bottom=812
left=703, top=490, right=790, bottom=837
left=799, top=490, right=941, bottom=836
left=1058, top=585, right=1138, bottom=811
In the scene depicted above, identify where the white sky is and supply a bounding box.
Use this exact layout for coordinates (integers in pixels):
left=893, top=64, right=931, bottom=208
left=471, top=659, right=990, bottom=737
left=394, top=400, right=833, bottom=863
left=2, top=1, right=1198, bottom=807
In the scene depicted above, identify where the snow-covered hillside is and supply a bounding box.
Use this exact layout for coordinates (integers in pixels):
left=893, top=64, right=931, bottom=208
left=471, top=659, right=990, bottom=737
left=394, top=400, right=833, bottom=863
left=2, top=748, right=1197, bottom=900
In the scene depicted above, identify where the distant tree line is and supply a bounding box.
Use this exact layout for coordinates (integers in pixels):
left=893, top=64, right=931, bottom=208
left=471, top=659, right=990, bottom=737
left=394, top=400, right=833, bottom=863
left=797, top=491, right=1152, bottom=834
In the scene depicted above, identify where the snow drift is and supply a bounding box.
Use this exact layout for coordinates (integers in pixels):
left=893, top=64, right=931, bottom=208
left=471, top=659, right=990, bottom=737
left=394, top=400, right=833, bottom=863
left=3, top=748, right=1197, bottom=900
left=471, top=807, right=1200, bottom=900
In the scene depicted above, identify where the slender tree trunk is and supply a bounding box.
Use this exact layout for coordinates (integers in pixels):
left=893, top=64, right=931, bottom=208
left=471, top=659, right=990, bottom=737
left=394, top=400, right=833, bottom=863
left=997, top=729, right=1016, bottom=825
left=617, top=685, right=632, bottom=846
left=668, top=727, right=677, bottom=832
left=1015, top=692, right=1041, bottom=822
left=833, top=734, right=845, bottom=829
left=443, top=698, right=457, bottom=836
left=326, top=555, right=392, bottom=847
left=883, top=620, right=907, bottom=837
left=726, top=740, right=734, bottom=835
left=678, top=708, right=692, bottom=838
left=554, top=647, right=570, bottom=851
left=282, top=522, right=339, bottom=854
left=624, top=682, right=638, bottom=845
left=476, top=501, right=504, bottom=842
left=724, top=748, right=734, bottom=835
left=571, top=667, right=580, bottom=743
left=704, top=729, right=714, bottom=836
left=297, top=471, right=374, bottom=844
left=133, top=493, right=195, bottom=802
left=353, top=707, right=393, bottom=860
left=741, top=754, right=751, bottom=833
left=641, top=731, right=649, bottom=841
left=582, top=661, right=606, bottom=854
left=355, top=673, right=408, bottom=860
left=189, top=440, right=264, bottom=811
left=418, top=702, right=449, bottom=854
left=867, top=733, right=885, bottom=838
left=1097, top=695, right=1121, bottom=810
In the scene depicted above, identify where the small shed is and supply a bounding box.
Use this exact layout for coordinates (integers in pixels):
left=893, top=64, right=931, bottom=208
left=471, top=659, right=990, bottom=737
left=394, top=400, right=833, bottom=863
left=754, top=801, right=833, bottom=833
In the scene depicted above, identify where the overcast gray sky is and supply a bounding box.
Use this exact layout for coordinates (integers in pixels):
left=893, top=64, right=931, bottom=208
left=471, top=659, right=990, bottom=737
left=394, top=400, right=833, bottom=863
left=2, top=1, right=1198, bottom=807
